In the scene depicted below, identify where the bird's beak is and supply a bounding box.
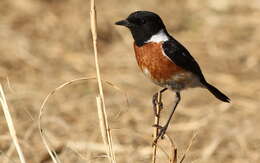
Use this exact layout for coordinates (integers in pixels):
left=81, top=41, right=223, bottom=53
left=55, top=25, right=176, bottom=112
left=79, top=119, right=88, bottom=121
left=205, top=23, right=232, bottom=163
left=115, top=19, right=131, bottom=27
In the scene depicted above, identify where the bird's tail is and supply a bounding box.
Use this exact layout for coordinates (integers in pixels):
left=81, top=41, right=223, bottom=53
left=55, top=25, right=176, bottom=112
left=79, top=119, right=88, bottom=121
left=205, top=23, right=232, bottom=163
left=202, top=81, right=230, bottom=103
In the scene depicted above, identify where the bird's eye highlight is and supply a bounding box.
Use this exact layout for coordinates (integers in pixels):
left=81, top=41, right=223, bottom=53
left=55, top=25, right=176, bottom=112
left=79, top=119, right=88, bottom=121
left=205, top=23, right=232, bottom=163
left=140, top=19, right=146, bottom=24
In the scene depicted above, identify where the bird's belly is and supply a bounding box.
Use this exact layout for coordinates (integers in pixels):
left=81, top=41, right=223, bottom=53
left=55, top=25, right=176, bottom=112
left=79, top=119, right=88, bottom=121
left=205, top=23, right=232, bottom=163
left=134, top=42, right=201, bottom=90
left=142, top=66, right=201, bottom=90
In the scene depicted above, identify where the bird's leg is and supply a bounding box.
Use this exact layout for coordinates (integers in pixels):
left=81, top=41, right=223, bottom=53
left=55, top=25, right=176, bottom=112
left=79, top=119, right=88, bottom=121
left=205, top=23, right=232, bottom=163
left=154, top=92, right=181, bottom=143
left=152, top=88, right=168, bottom=116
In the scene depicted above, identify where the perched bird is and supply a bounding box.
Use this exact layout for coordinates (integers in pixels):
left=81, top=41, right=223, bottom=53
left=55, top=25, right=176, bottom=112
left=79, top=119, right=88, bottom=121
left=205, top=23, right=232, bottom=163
left=115, top=11, right=230, bottom=141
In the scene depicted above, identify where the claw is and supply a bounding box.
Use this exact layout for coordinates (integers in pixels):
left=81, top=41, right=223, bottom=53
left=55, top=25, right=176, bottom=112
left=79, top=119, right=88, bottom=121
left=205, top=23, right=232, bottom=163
left=152, top=93, right=158, bottom=108
left=158, top=126, right=167, bottom=139
left=153, top=125, right=168, bottom=144
left=152, top=124, right=162, bottom=129
left=158, top=102, right=163, bottom=109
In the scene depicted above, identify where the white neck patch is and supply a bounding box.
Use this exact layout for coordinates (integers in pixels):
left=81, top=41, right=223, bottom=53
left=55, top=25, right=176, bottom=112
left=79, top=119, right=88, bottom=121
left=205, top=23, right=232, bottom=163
left=145, top=29, right=169, bottom=43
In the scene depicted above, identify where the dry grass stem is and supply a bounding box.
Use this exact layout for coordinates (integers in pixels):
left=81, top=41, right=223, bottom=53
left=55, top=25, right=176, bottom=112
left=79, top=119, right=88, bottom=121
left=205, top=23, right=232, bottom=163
left=0, top=84, right=27, bottom=163
left=38, top=77, right=126, bottom=162
left=40, top=131, right=61, bottom=163
left=156, top=144, right=170, bottom=161
left=4, top=119, right=37, bottom=163
left=152, top=90, right=162, bottom=163
left=90, top=0, right=104, bottom=100
left=151, top=90, right=196, bottom=163
left=180, top=131, right=198, bottom=163
left=1, top=1, right=259, bottom=162
left=165, top=135, right=178, bottom=163
left=96, top=96, right=112, bottom=158
left=38, top=78, right=94, bottom=163
left=90, top=0, right=116, bottom=162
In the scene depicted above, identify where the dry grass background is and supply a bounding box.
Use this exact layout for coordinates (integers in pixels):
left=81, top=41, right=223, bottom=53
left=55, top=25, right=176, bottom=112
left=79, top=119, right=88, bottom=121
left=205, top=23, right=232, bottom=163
left=0, top=0, right=260, bottom=162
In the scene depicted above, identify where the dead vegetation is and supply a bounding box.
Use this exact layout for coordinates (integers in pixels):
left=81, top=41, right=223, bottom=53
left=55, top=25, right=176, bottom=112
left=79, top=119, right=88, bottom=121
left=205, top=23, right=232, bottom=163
left=0, top=0, right=260, bottom=163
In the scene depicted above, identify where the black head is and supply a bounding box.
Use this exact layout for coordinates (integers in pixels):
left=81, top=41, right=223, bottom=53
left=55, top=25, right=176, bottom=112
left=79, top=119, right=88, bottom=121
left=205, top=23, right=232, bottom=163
left=115, top=11, right=168, bottom=46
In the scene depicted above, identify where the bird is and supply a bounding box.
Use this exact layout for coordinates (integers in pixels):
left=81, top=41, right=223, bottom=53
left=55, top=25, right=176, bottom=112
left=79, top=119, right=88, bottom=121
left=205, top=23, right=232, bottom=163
left=115, top=11, right=230, bottom=141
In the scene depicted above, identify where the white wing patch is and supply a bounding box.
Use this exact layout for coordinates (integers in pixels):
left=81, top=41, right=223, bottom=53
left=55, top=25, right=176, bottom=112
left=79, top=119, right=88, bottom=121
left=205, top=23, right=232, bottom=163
left=145, top=29, right=169, bottom=43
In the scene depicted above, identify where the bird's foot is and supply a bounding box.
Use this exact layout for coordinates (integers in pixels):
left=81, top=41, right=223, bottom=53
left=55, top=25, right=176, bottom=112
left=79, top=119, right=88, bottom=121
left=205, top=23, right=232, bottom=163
left=152, top=124, right=168, bottom=145
left=152, top=93, right=163, bottom=116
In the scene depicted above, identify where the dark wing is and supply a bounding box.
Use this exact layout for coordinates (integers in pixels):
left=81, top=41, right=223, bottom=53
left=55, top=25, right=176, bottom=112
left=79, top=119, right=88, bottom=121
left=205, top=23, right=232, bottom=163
left=162, top=39, right=206, bottom=81
left=162, top=39, right=230, bottom=102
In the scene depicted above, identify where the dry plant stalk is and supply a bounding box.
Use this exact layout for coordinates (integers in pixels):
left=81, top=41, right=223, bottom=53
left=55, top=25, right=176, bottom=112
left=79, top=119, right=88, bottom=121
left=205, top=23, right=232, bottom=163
left=152, top=92, right=178, bottom=163
left=38, top=78, right=94, bottom=163
left=152, top=90, right=163, bottom=163
left=90, top=0, right=116, bottom=162
left=151, top=90, right=197, bottom=163
left=165, top=135, right=177, bottom=163
left=38, top=77, right=127, bottom=162
left=96, top=96, right=111, bottom=158
left=180, top=131, right=198, bottom=163
left=0, top=84, right=27, bottom=163
left=38, top=77, right=95, bottom=163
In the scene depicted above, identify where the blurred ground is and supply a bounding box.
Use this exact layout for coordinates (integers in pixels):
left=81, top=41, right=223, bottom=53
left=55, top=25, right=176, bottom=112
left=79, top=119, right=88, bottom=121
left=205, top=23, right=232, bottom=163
left=0, top=0, right=260, bottom=163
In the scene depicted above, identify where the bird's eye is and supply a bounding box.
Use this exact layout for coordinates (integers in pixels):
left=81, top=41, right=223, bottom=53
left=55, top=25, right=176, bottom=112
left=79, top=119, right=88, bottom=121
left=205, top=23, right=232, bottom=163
left=140, top=19, right=146, bottom=24
left=134, top=18, right=146, bottom=25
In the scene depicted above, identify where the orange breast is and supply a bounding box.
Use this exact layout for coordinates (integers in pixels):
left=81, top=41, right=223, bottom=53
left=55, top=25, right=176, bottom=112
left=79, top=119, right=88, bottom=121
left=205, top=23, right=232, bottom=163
left=134, top=42, right=185, bottom=83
